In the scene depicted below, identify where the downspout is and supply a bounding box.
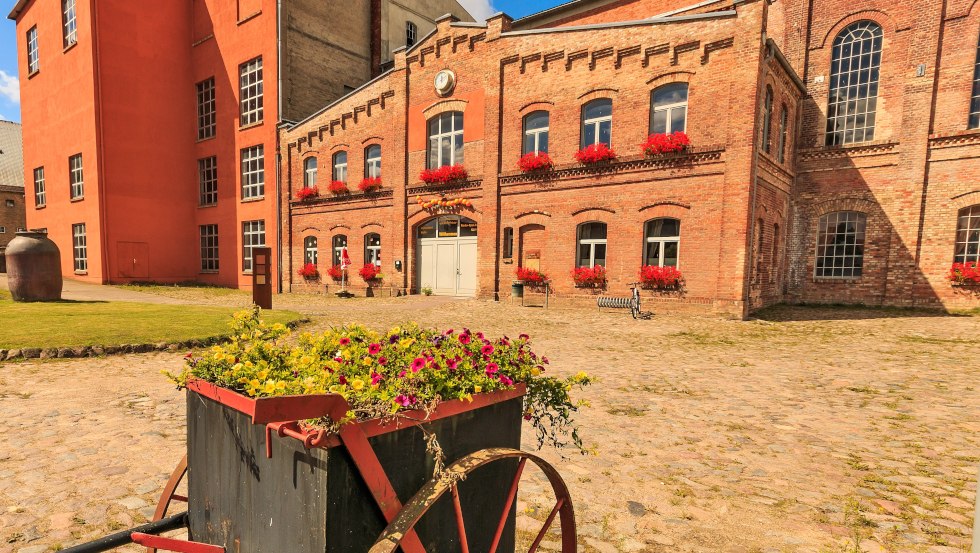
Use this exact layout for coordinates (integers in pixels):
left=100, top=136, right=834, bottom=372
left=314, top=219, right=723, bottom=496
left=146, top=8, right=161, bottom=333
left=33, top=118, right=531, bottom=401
left=276, top=0, right=283, bottom=293
left=91, top=0, right=110, bottom=283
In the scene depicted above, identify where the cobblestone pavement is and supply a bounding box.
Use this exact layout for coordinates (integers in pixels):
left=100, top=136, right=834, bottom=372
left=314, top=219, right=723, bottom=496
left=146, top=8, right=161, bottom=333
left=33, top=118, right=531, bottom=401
left=0, top=296, right=977, bottom=552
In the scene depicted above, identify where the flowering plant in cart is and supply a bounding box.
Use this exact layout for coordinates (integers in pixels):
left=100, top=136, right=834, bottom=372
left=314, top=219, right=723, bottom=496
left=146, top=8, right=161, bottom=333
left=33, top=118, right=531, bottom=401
left=516, top=267, right=548, bottom=284
left=168, top=308, right=593, bottom=453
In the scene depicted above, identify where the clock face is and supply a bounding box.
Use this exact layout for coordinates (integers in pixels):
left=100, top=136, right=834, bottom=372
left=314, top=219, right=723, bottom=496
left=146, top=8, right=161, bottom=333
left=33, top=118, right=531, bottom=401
left=434, top=70, right=455, bottom=96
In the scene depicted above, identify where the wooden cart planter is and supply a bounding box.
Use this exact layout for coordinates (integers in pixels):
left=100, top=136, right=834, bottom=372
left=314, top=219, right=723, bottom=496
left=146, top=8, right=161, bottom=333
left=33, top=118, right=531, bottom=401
left=61, top=380, right=577, bottom=553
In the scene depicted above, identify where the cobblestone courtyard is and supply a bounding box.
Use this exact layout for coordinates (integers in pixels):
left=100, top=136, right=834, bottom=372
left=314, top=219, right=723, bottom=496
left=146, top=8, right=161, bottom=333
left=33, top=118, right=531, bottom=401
left=0, top=295, right=978, bottom=552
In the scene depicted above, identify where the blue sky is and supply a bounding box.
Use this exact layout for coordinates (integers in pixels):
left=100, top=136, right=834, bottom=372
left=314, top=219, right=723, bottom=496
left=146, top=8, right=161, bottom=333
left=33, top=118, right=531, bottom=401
left=0, top=0, right=559, bottom=123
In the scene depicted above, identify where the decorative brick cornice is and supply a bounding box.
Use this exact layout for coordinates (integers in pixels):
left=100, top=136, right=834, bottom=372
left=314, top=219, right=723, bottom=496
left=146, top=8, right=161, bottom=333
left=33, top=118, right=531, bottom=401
left=928, top=131, right=980, bottom=149
left=290, top=189, right=393, bottom=208
left=498, top=146, right=724, bottom=186
left=798, top=140, right=899, bottom=162
left=407, top=178, right=483, bottom=196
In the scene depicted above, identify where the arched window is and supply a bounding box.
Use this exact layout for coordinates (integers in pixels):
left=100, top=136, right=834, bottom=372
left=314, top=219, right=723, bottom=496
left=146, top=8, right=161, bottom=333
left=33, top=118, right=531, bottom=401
left=365, top=232, right=381, bottom=266
left=304, top=236, right=318, bottom=265
left=826, top=21, right=883, bottom=146
left=406, top=21, right=418, bottom=47
left=970, top=32, right=980, bottom=129
left=332, top=152, right=347, bottom=182
left=778, top=104, right=789, bottom=163
left=954, top=205, right=980, bottom=263
left=580, top=99, right=612, bottom=148
left=576, top=222, right=607, bottom=268
left=815, top=211, right=867, bottom=278
left=755, top=218, right=766, bottom=279
left=761, top=86, right=773, bottom=153
left=365, top=145, right=381, bottom=179
left=772, top=223, right=781, bottom=281
left=303, top=157, right=317, bottom=187
left=332, top=234, right=347, bottom=266
left=644, top=218, right=680, bottom=267
left=427, top=111, right=463, bottom=168
left=522, top=111, right=550, bottom=155
left=650, top=83, right=688, bottom=134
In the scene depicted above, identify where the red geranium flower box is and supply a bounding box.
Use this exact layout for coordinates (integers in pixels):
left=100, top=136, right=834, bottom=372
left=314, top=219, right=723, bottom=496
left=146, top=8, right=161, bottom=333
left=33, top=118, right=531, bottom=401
left=328, top=181, right=349, bottom=195
left=641, top=131, right=690, bottom=156
left=518, top=152, right=554, bottom=173
left=359, top=263, right=382, bottom=282
left=639, top=265, right=683, bottom=289
left=296, top=186, right=319, bottom=201
left=358, top=177, right=382, bottom=193
left=948, top=262, right=980, bottom=285
left=298, top=263, right=319, bottom=279
left=326, top=264, right=343, bottom=280
left=571, top=266, right=606, bottom=287
left=516, top=267, right=547, bottom=284
left=420, top=165, right=468, bottom=185
left=574, top=143, right=617, bottom=164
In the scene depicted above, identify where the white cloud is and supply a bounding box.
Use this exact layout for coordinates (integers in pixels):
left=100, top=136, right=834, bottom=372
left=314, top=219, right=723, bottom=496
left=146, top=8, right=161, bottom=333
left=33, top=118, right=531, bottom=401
left=458, top=0, right=496, bottom=22
left=0, top=70, right=19, bottom=105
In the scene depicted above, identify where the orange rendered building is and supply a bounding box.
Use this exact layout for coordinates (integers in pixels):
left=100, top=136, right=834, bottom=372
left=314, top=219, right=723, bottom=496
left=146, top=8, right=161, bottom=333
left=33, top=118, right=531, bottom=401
left=9, top=0, right=472, bottom=288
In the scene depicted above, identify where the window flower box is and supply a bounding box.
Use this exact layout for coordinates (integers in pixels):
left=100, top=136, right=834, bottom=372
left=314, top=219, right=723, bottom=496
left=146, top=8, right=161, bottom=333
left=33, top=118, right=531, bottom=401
left=359, top=263, right=383, bottom=283
left=358, top=177, right=382, bottom=193
left=328, top=180, right=349, bottom=195
left=516, top=266, right=548, bottom=285
left=574, top=144, right=617, bottom=165
left=297, top=263, right=319, bottom=280
left=296, top=186, right=319, bottom=201
left=326, top=264, right=344, bottom=281
left=420, top=164, right=468, bottom=185
left=947, top=262, right=980, bottom=286
left=518, top=152, right=554, bottom=174
left=639, top=265, right=683, bottom=290
left=641, top=131, right=690, bottom=156
left=571, top=265, right=606, bottom=288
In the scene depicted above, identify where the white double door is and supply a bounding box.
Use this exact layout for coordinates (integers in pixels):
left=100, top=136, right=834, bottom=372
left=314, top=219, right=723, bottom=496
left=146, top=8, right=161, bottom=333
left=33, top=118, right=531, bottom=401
left=418, top=237, right=477, bottom=297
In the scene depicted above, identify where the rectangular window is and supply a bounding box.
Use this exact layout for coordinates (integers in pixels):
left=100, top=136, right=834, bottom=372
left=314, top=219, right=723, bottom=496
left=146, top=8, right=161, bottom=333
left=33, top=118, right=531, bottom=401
left=26, top=26, right=39, bottom=74
left=242, top=220, right=265, bottom=272
left=241, top=145, right=264, bottom=199
left=0, top=227, right=5, bottom=233
left=69, top=154, right=84, bottom=199
left=971, top=33, right=980, bottom=129
left=200, top=224, right=219, bottom=272
left=503, top=227, right=513, bottom=259
left=239, top=57, right=263, bottom=126
left=62, top=0, right=77, bottom=48
left=198, top=156, right=218, bottom=206
left=72, top=223, right=87, bottom=272
left=815, top=211, right=866, bottom=278
left=197, top=78, right=216, bottom=140
left=33, top=167, right=45, bottom=207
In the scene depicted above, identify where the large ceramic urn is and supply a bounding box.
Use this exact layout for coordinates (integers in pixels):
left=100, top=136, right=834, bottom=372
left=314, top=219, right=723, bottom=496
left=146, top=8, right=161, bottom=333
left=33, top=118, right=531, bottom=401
left=6, top=230, right=63, bottom=301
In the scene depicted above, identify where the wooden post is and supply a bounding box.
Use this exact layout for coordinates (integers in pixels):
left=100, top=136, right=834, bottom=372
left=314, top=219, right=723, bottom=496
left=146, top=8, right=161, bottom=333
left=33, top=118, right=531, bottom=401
left=252, top=247, right=272, bottom=310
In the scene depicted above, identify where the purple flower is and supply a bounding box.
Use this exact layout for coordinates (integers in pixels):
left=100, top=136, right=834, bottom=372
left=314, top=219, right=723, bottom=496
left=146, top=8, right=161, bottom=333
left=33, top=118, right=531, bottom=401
left=368, top=343, right=382, bottom=355
left=481, top=344, right=494, bottom=356
left=338, top=375, right=347, bottom=385
left=444, top=328, right=455, bottom=335
left=389, top=334, right=400, bottom=344
left=541, top=356, right=549, bottom=365
left=411, top=357, right=425, bottom=372
left=395, top=394, right=413, bottom=407
left=378, top=356, right=388, bottom=366
left=519, top=333, right=530, bottom=341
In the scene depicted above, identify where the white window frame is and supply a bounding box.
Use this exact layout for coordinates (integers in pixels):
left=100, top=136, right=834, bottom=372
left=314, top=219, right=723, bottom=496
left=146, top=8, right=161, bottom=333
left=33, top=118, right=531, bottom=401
left=406, top=21, right=417, bottom=47
left=62, top=0, right=77, bottom=48
left=72, top=223, right=87, bottom=272
left=576, top=222, right=607, bottom=268
left=332, top=234, right=348, bottom=266
left=304, top=236, right=318, bottom=266
left=332, top=151, right=348, bottom=182
left=365, top=145, right=381, bottom=179
left=242, top=220, right=265, bottom=273
left=427, top=112, right=464, bottom=168
left=581, top=100, right=612, bottom=148
left=644, top=218, right=681, bottom=268
left=815, top=211, right=867, bottom=278
left=304, top=157, right=318, bottom=187
left=971, top=32, right=980, bottom=129
left=954, top=205, right=980, bottom=264
left=199, top=156, right=218, bottom=206
left=241, top=145, right=264, bottom=200
left=650, top=84, right=688, bottom=135
left=33, top=167, right=46, bottom=207
left=826, top=21, right=882, bottom=146
left=197, top=78, right=216, bottom=140
left=200, top=224, right=219, bottom=273
left=26, top=26, right=39, bottom=74
left=523, top=111, right=550, bottom=155
left=69, top=154, right=84, bottom=200
left=364, top=233, right=381, bottom=266
left=239, top=56, right=264, bottom=127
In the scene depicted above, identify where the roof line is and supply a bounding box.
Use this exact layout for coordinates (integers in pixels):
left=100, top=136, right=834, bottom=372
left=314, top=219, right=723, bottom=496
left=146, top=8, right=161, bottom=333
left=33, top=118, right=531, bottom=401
left=7, top=0, right=33, bottom=20
left=286, top=67, right=396, bottom=131
left=502, top=10, right=737, bottom=37
left=512, top=0, right=597, bottom=26
left=766, top=38, right=806, bottom=93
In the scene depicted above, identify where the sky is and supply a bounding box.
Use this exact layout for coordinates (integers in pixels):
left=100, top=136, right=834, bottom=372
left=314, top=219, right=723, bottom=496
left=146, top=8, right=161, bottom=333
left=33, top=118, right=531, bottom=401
left=0, top=0, right=559, bottom=123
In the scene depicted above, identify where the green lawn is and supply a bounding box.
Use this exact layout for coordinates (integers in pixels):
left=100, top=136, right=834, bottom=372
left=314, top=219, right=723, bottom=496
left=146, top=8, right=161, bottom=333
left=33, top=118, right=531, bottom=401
left=0, top=289, right=302, bottom=349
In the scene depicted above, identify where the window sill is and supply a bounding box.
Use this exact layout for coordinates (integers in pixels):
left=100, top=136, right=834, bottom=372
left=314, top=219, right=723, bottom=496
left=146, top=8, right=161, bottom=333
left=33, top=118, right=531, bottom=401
left=198, top=203, right=217, bottom=209
left=74, top=270, right=88, bottom=276
left=239, top=120, right=264, bottom=131
left=813, top=277, right=862, bottom=283
left=63, top=41, right=77, bottom=54
left=241, top=196, right=265, bottom=203
left=242, top=271, right=254, bottom=276
left=35, top=205, right=46, bottom=210
left=196, top=134, right=216, bottom=143
left=237, top=10, right=261, bottom=25
left=200, top=270, right=219, bottom=274
left=27, top=69, right=39, bottom=79
left=70, top=196, right=84, bottom=202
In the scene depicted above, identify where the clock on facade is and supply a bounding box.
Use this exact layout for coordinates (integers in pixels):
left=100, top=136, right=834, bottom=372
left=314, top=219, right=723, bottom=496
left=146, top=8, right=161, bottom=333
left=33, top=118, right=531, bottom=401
left=434, top=69, right=456, bottom=96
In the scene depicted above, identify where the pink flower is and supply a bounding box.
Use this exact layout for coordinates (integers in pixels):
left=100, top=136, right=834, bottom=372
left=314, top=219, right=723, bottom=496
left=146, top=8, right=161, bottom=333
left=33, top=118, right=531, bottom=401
left=411, top=357, right=425, bottom=372
left=447, top=359, right=458, bottom=370
left=541, top=356, right=549, bottom=365
left=398, top=370, right=407, bottom=378
left=481, top=344, right=494, bottom=356
left=371, top=372, right=383, bottom=385
left=334, top=356, right=344, bottom=363
left=368, top=343, right=382, bottom=355
left=338, top=375, right=347, bottom=385
left=476, top=332, right=485, bottom=340
left=339, top=337, right=351, bottom=346
left=485, top=362, right=499, bottom=376
left=378, top=356, right=388, bottom=366
left=459, top=333, right=471, bottom=345
left=395, top=394, right=413, bottom=407
left=519, top=333, right=530, bottom=341
left=499, top=374, right=514, bottom=386
left=444, top=329, right=455, bottom=335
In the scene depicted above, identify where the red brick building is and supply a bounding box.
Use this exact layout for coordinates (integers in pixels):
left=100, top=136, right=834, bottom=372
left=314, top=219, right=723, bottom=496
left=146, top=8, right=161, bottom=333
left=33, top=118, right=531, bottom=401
left=279, top=0, right=980, bottom=316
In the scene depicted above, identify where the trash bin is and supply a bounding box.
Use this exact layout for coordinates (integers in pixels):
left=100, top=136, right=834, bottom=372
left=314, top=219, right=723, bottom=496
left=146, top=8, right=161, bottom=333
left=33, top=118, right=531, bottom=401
left=511, top=281, right=524, bottom=298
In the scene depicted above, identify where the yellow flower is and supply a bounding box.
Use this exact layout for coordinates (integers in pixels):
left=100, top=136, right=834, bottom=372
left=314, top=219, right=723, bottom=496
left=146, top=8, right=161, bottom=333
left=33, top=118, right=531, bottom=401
left=300, top=355, right=313, bottom=365
left=391, top=326, right=401, bottom=335
left=232, top=363, right=244, bottom=372
left=531, top=367, right=541, bottom=376
left=398, top=338, right=413, bottom=349
left=262, top=381, right=277, bottom=395
left=329, top=384, right=344, bottom=394
left=462, top=394, right=474, bottom=403
left=574, top=371, right=588, bottom=380
left=341, top=350, right=351, bottom=359
left=276, top=381, right=286, bottom=391
left=362, top=357, right=373, bottom=366
left=248, top=379, right=260, bottom=389
left=257, top=369, right=269, bottom=380
left=473, top=385, right=482, bottom=394
left=351, top=379, right=365, bottom=391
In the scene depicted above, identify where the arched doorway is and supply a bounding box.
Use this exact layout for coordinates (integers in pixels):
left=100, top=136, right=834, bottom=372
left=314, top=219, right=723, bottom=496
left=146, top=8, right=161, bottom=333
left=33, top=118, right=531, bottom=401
left=417, top=215, right=477, bottom=296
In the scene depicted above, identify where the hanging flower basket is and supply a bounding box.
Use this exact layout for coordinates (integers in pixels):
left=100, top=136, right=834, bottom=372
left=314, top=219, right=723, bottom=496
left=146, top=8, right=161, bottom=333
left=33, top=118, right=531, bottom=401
left=297, top=263, right=319, bottom=280
left=641, top=131, right=690, bottom=156
left=518, top=152, right=554, bottom=174
left=516, top=267, right=548, bottom=285
left=571, top=266, right=606, bottom=288
left=639, top=265, right=683, bottom=290
left=420, top=164, right=468, bottom=185
left=328, top=181, right=349, bottom=195
left=358, top=177, right=382, bottom=193
left=296, top=186, right=319, bottom=201
left=947, top=262, right=980, bottom=286
left=574, top=144, right=617, bottom=165
left=326, top=264, right=344, bottom=281
left=359, top=263, right=383, bottom=283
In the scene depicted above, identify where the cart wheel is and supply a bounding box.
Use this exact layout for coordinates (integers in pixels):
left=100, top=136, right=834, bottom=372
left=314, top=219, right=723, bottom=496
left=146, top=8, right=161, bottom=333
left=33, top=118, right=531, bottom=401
left=146, top=455, right=188, bottom=553
left=369, top=447, right=576, bottom=553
